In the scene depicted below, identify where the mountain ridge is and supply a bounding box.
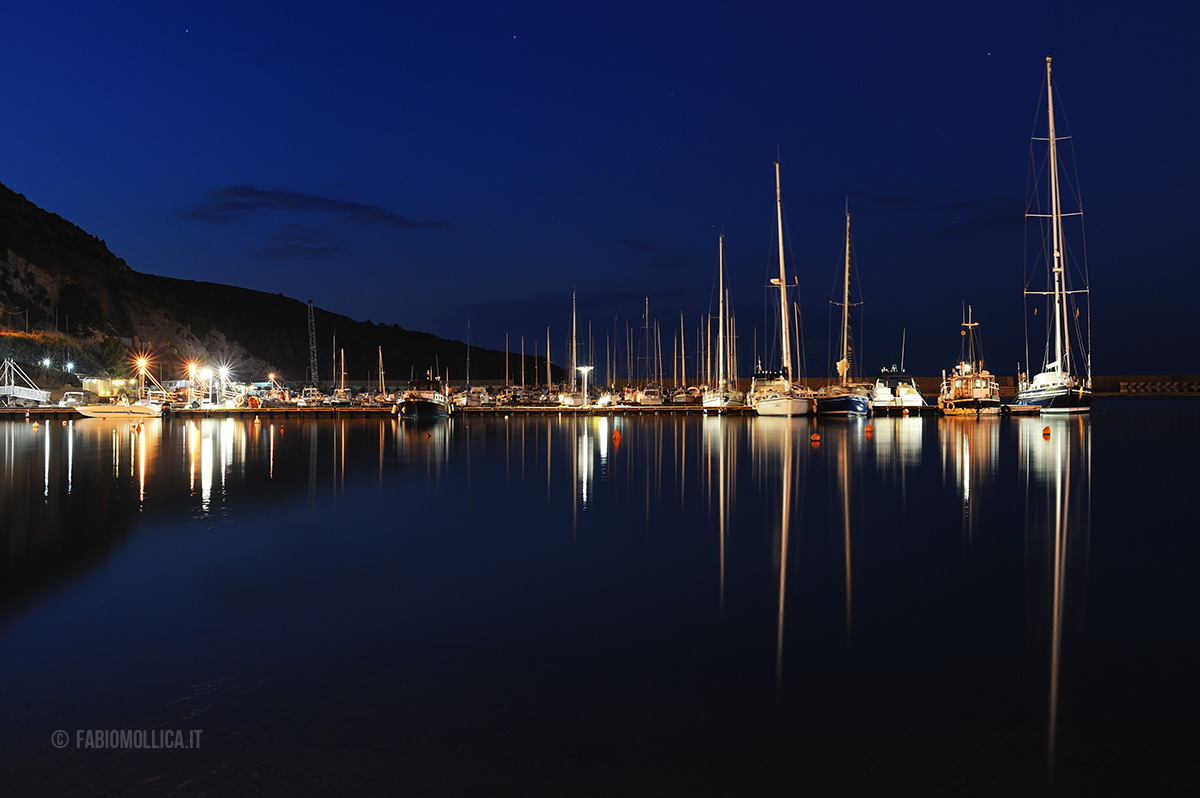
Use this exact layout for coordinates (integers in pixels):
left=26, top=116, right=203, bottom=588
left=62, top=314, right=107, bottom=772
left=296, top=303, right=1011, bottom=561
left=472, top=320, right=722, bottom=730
left=0, top=182, right=544, bottom=385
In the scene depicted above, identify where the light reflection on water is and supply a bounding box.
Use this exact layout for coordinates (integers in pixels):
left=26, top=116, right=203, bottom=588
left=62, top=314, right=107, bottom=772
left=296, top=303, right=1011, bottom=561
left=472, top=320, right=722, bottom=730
left=0, top=404, right=1193, bottom=794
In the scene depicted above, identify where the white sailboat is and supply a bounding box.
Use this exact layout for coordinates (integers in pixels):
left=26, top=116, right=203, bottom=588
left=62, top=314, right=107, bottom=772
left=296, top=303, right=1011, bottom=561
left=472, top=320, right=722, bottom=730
left=816, top=206, right=870, bottom=416
left=755, top=162, right=813, bottom=416
left=702, top=235, right=744, bottom=411
left=1015, top=56, right=1092, bottom=414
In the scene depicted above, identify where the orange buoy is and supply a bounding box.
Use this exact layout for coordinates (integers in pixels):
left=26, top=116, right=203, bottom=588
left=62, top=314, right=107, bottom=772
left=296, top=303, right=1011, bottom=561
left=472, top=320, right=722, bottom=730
left=1042, top=426, right=1051, bottom=438
left=613, top=428, right=623, bottom=444
left=810, top=432, right=821, bottom=443
left=864, top=424, right=874, bottom=433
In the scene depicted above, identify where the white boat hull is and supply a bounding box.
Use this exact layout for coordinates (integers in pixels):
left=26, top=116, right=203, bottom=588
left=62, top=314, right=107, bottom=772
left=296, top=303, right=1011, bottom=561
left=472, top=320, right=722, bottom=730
left=75, top=403, right=161, bottom=419
left=755, top=394, right=813, bottom=416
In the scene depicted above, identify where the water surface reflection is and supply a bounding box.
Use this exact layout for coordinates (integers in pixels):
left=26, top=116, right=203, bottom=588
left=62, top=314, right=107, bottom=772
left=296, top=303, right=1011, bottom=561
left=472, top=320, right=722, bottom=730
left=0, top=406, right=1185, bottom=796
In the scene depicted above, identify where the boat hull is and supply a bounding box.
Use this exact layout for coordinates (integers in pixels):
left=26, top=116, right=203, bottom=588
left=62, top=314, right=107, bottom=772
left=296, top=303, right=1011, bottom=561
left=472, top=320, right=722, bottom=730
left=755, top=395, right=813, bottom=416
left=399, top=398, right=451, bottom=418
left=1013, top=386, right=1091, bottom=414
left=75, top=404, right=161, bottom=419
left=816, top=393, right=869, bottom=417
left=702, top=390, right=744, bottom=411
left=938, top=398, right=1002, bottom=416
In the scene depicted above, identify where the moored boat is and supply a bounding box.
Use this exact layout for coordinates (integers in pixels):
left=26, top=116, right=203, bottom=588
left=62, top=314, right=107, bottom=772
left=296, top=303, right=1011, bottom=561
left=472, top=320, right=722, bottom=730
left=938, top=307, right=1001, bottom=416
left=399, top=373, right=453, bottom=417
left=1013, top=57, right=1092, bottom=414
left=816, top=207, right=869, bottom=417
left=754, top=161, right=813, bottom=417
left=871, top=367, right=927, bottom=409
left=702, top=235, right=745, bottom=411
left=75, top=399, right=161, bottom=419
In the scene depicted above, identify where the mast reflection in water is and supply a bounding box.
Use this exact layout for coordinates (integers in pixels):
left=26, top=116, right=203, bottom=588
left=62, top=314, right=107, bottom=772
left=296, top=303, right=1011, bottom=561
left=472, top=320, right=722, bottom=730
left=0, top=403, right=1195, bottom=796
left=1020, top=417, right=1090, bottom=781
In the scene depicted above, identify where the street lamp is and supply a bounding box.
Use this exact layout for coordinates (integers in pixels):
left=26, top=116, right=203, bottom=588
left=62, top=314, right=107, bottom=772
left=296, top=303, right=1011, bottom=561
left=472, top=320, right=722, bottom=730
left=136, top=357, right=149, bottom=399
left=186, top=362, right=198, bottom=403
left=577, top=365, right=594, bottom=407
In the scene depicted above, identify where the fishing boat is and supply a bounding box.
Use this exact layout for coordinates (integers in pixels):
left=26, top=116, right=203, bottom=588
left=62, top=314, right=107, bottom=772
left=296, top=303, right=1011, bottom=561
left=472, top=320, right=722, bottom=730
left=1014, top=57, right=1092, bottom=414
left=816, top=207, right=870, bottom=416
left=75, top=398, right=161, bottom=419
left=755, top=162, right=814, bottom=417
left=702, top=235, right=745, bottom=411
left=399, top=371, right=453, bottom=417
left=938, top=307, right=1001, bottom=415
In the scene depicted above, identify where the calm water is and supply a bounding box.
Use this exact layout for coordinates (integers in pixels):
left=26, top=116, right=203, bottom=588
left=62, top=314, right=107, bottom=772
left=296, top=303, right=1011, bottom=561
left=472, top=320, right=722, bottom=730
left=0, top=400, right=1195, bottom=796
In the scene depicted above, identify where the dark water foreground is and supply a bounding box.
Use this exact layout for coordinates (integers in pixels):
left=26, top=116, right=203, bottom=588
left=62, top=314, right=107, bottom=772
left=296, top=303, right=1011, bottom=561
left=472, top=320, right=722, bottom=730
left=0, top=399, right=1195, bottom=796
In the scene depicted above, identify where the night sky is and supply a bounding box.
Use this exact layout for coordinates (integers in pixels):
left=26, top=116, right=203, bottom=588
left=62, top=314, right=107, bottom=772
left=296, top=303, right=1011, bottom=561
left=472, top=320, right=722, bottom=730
left=3, top=2, right=1195, bottom=378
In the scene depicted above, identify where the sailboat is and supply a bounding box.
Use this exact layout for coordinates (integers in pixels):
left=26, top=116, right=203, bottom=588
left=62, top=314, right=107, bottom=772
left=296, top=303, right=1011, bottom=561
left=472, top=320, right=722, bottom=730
left=326, top=348, right=352, bottom=405
left=755, top=162, right=814, bottom=416
left=1014, top=56, right=1092, bottom=414
left=938, top=305, right=1001, bottom=415
left=816, top=207, right=870, bottom=416
left=702, top=235, right=745, bottom=411
left=559, top=294, right=587, bottom=406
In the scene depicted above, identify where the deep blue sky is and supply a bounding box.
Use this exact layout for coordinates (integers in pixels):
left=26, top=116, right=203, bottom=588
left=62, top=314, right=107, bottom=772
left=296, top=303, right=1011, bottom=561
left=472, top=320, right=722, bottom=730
left=3, top=2, right=1194, bottom=377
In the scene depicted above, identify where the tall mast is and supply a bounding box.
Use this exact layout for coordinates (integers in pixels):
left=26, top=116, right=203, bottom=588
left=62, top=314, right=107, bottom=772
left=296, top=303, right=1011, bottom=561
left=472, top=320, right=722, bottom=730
left=1045, top=55, right=1068, bottom=376
left=717, top=235, right=726, bottom=390
left=838, top=207, right=853, bottom=385
left=679, top=312, right=687, bottom=387
left=773, top=161, right=793, bottom=385
left=570, top=292, right=578, bottom=391
left=963, top=305, right=980, bottom=370
left=378, top=346, right=385, bottom=394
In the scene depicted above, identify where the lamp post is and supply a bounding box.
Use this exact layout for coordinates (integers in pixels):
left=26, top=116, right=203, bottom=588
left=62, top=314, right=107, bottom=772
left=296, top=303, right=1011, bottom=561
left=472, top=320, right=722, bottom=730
left=577, top=366, right=594, bottom=407
left=136, top=357, right=148, bottom=400
left=187, top=362, right=198, bottom=404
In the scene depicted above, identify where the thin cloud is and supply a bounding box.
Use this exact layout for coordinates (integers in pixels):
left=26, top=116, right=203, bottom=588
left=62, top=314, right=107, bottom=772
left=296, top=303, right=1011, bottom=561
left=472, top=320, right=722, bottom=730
left=255, top=224, right=348, bottom=258
left=620, top=238, right=655, bottom=253
left=846, top=190, right=924, bottom=213
left=938, top=197, right=1025, bottom=234
left=182, top=185, right=448, bottom=228
left=256, top=244, right=347, bottom=259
